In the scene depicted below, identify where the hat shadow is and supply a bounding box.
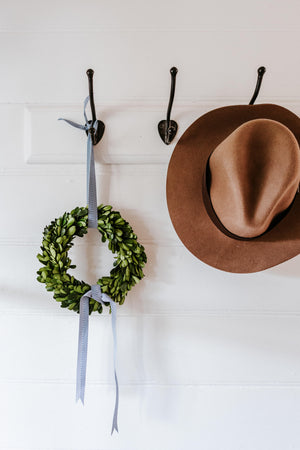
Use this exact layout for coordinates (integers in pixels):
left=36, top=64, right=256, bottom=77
left=267, top=254, right=300, bottom=278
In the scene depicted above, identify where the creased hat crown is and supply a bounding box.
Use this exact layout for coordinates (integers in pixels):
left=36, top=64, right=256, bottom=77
left=208, top=119, right=300, bottom=238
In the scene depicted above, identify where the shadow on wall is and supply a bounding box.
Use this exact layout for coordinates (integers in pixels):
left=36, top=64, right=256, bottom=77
left=268, top=253, right=300, bottom=278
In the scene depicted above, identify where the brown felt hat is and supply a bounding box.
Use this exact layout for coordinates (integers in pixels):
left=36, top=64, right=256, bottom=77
left=166, top=104, right=300, bottom=273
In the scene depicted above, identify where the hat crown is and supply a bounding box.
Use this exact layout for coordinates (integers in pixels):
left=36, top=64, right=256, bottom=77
left=209, top=119, right=300, bottom=238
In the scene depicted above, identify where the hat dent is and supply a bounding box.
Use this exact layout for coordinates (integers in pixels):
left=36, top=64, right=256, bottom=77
left=209, top=118, right=300, bottom=238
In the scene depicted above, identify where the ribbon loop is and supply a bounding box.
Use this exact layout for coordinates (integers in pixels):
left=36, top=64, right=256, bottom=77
left=59, top=96, right=98, bottom=228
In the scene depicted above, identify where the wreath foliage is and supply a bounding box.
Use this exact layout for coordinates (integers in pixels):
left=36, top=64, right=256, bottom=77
left=37, top=205, right=147, bottom=314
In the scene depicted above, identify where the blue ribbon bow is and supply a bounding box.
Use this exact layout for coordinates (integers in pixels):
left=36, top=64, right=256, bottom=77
left=76, top=285, right=119, bottom=434
left=59, top=97, right=119, bottom=434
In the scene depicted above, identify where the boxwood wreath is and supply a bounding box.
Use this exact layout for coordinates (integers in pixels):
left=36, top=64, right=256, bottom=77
left=37, top=205, right=147, bottom=314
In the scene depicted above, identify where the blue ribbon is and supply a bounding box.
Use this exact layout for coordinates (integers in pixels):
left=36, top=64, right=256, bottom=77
left=59, top=98, right=119, bottom=434
left=76, top=285, right=119, bottom=434
left=59, top=96, right=98, bottom=228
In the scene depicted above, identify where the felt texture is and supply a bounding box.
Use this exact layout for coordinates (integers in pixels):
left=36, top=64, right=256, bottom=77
left=166, top=104, right=300, bottom=273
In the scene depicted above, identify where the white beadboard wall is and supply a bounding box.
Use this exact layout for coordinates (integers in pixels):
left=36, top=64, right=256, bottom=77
left=1, top=1, right=300, bottom=449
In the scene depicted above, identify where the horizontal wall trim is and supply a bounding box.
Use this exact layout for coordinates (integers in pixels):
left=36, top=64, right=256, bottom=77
left=0, top=167, right=106, bottom=176
left=0, top=27, right=298, bottom=33
left=2, top=378, right=300, bottom=388
left=0, top=165, right=166, bottom=176
left=15, top=98, right=300, bottom=107
left=2, top=309, right=300, bottom=319
left=26, top=153, right=170, bottom=165
left=0, top=237, right=177, bottom=246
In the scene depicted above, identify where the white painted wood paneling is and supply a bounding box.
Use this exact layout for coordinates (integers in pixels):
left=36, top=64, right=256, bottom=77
left=1, top=383, right=300, bottom=450
left=0, top=0, right=300, bottom=448
left=1, top=0, right=299, bottom=31
left=24, top=101, right=300, bottom=165
left=1, top=312, right=300, bottom=385
left=0, top=30, right=299, bottom=103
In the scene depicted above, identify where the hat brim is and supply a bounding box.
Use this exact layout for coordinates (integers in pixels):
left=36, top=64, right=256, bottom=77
left=166, top=104, right=300, bottom=273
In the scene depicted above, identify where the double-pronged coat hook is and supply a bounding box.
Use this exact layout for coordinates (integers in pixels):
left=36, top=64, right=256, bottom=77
left=158, top=67, right=178, bottom=145
left=249, top=66, right=266, bottom=105
left=86, top=69, right=105, bottom=145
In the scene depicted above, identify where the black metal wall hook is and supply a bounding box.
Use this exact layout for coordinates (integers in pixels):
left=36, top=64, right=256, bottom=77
left=86, top=69, right=105, bottom=145
left=249, top=66, right=266, bottom=105
left=158, top=67, right=178, bottom=145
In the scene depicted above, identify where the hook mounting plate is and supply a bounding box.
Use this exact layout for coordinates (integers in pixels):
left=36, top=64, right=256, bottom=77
left=158, top=120, right=178, bottom=145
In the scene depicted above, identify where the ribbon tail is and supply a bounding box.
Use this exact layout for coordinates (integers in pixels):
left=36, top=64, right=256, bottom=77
left=111, top=370, right=119, bottom=434
left=110, top=300, right=119, bottom=434
left=76, top=295, right=90, bottom=404
left=58, top=118, right=86, bottom=130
